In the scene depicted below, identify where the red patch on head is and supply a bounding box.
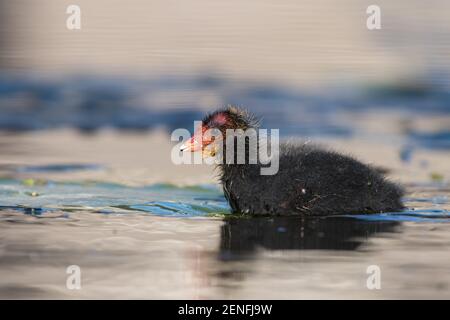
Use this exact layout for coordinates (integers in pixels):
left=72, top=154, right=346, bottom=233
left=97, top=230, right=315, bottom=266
left=210, top=112, right=228, bottom=126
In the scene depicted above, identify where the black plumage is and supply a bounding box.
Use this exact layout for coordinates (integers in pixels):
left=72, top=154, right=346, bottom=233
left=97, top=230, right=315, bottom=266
left=185, top=106, right=404, bottom=216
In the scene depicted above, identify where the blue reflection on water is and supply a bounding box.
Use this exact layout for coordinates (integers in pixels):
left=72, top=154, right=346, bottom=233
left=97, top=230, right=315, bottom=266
left=0, top=178, right=448, bottom=222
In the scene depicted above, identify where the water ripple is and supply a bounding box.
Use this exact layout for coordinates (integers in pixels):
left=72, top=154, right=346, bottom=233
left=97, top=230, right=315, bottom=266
left=0, top=179, right=448, bottom=221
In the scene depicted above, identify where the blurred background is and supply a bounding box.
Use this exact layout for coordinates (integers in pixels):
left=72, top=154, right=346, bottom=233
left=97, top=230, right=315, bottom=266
left=0, top=0, right=449, bottom=128
left=1, top=0, right=450, bottom=184
left=0, top=0, right=449, bottom=180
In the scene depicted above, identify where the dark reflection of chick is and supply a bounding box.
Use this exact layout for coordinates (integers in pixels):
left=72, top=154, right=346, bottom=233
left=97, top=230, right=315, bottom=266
left=219, top=216, right=400, bottom=260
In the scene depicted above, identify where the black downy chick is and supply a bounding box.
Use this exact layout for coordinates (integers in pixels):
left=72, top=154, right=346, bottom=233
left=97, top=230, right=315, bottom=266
left=180, top=106, right=404, bottom=216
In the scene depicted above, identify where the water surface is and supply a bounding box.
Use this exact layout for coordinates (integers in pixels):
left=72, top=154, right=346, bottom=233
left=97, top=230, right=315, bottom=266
left=0, top=148, right=448, bottom=299
left=1, top=0, right=450, bottom=298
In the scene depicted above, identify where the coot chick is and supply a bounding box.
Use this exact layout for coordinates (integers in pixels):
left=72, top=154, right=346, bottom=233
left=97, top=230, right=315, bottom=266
left=180, top=106, right=404, bottom=216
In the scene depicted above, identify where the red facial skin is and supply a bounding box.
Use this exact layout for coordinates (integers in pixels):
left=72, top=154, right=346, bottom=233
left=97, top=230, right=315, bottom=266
left=180, top=112, right=229, bottom=153
left=181, top=125, right=214, bottom=152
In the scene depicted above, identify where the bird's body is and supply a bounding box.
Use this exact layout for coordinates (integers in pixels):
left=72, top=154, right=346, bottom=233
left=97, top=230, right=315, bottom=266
left=220, top=143, right=404, bottom=216
left=181, top=106, right=404, bottom=216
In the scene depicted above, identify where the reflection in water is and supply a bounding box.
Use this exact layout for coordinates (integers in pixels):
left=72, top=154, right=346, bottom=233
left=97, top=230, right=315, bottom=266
left=219, top=216, right=400, bottom=260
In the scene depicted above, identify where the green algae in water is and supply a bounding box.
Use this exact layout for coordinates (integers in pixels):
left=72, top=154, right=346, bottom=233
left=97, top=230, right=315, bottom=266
left=430, top=172, right=444, bottom=182
left=22, top=178, right=48, bottom=187
left=127, top=201, right=230, bottom=217
left=0, top=178, right=230, bottom=217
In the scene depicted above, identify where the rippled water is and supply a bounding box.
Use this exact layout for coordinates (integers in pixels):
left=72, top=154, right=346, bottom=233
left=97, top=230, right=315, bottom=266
left=0, top=178, right=230, bottom=217
left=0, top=155, right=449, bottom=299
left=0, top=176, right=448, bottom=221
